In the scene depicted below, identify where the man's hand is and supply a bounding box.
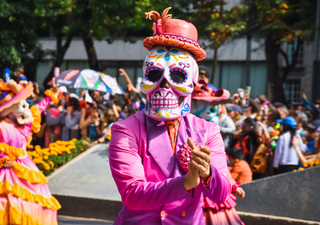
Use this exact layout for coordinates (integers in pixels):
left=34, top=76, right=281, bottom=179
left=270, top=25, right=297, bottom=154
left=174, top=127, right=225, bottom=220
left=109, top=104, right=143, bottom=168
left=3, top=160, right=13, bottom=168
left=66, top=106, right=73, bottom=115
left=183, top=138, right=201, bottom=190
left=52, top=78, right=59, bottom=93
left=119, top=68, right=128, bottom=77
left=236, top=187, right=245, bottom=199
left=189, top=138, right=211, bottom=179
left=81, top=107, right=86, bottom=115
left=302, top=89, right=306, bottom=99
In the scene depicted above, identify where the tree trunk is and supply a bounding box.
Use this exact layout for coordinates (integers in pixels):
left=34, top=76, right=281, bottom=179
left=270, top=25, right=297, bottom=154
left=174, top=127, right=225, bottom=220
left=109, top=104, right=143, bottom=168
left=265, top=34, right=287, bottom=104
left=42, top=32, right=75, bottom=89
left=82, top=27, right=99, bottom=71
left=210, top=48, right=218, bottom=84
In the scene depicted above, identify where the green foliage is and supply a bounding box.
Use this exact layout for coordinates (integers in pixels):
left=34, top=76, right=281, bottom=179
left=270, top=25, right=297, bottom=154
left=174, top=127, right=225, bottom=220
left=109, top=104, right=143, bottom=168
left=251, top=0, right=316, bottom=43
left=206, top=5, right=248, bottom=49
left=188, top=0, right=248, bottom=50
left=0, top=0, right=47, bottom=69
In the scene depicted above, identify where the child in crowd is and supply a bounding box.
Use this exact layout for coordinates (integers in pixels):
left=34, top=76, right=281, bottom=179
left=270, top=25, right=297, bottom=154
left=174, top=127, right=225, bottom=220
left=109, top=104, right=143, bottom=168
left=227, top=147, right=252, bottom=184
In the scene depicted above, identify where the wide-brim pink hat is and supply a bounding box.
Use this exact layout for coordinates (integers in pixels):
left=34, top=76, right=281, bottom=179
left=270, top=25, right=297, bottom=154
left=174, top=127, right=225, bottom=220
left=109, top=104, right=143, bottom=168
left=143, top=7, right=206, bottom=61
left=192, top=79, right=231, bottom=104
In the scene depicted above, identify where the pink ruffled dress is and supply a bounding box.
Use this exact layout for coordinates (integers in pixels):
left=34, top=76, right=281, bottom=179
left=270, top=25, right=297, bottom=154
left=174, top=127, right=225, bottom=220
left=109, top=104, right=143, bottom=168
left=0, top=96, right=60, bottom=224
left=202, top=170, right=244, bottom=225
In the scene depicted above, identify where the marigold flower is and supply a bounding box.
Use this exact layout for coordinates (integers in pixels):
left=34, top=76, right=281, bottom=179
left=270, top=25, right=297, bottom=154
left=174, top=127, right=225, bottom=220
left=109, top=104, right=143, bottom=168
left=307, top=161, right=314, bottom=167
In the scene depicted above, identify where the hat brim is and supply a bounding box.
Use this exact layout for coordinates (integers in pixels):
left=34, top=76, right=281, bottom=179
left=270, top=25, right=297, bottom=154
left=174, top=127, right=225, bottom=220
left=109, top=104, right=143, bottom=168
left=0, top=84, right=33, bottom=113
left=192, top=96, right=230, bottom=104
left=276, top=119, right=297, bottom=129
left=143, top=36, right=206, bottom=61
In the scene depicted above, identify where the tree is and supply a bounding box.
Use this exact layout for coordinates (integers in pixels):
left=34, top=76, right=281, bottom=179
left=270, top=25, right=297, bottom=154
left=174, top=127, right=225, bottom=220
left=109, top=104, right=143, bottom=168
left=41, top=0, right=176, bottom=87
left=246, top=0, right=316, bottom=104
left=0, top=0, right=49, bottom=77
left=188, top=0, right=248, bottom=83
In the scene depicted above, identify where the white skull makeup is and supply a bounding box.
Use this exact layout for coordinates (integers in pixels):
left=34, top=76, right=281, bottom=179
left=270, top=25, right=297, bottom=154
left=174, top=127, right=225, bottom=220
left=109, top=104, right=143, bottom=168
left=13, top=100, right=34, bottom=125
left=140, top=46, right=198, bottom=121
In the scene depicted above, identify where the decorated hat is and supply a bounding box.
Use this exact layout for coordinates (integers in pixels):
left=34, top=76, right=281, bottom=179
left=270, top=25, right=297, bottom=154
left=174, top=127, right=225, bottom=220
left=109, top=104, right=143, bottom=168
left=192, top=79, right=230, bottom=104
left=0, top=80, right=33, bottom=113
left=143, top=7, right=206, bottom=61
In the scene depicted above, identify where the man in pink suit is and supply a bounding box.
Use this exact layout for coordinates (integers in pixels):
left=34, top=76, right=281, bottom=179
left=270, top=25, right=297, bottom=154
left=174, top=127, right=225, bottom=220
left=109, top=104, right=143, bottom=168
left=109, top=7, right=231, bottom=225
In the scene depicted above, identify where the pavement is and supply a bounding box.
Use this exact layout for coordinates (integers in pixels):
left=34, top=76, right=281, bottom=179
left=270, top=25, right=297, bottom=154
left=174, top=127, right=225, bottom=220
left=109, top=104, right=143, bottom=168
left=48, top=144, right=121, bottom=201
left=58, top=216, right=113, bottom=225
left=48, top=144, right=122, bottom=220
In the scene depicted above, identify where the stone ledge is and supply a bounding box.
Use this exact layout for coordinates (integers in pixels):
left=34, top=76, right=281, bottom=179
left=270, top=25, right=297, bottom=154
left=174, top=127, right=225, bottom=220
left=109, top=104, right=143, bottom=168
left=238, top=212, right=320, bottom=225
left=55, top=195, right=122, bottom=221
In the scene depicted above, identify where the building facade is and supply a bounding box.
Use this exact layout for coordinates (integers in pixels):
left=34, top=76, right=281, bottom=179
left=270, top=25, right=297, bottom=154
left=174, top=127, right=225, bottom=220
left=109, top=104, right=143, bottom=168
left=36, top=36, right=314, bottom=103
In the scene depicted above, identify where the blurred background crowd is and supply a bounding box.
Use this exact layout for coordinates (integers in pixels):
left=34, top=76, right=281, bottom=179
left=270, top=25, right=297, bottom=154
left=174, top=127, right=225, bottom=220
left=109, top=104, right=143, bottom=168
left=6, top=64, right=320, bottom=185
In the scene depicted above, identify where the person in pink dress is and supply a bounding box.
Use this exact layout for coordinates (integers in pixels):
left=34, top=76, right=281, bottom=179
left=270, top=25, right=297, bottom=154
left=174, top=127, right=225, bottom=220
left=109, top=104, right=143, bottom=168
left=0, top=79, right=61, bottom=224
left=190, top=79, right=245, bottom=224
left=202, top=155, right=246, bottom=225
left=109, top=7, right=231, bottom=225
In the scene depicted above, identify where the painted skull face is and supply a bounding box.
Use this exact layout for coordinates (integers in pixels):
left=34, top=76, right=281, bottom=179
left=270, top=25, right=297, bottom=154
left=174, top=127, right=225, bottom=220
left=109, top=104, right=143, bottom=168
left=13, top=100, right=34, bottom=125
left=140, top=46, right=198, bottom=121
left=191, top=100, right=220, bottom=123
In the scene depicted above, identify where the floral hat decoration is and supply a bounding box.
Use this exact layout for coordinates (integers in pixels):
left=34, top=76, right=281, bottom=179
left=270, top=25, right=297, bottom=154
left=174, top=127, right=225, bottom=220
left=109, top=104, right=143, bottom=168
left=143, top=7, right=206, bottom=61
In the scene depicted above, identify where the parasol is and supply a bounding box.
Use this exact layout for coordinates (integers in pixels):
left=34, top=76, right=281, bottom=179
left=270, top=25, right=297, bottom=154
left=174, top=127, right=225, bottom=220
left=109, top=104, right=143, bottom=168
left=53, top=69, right=112, bottom=92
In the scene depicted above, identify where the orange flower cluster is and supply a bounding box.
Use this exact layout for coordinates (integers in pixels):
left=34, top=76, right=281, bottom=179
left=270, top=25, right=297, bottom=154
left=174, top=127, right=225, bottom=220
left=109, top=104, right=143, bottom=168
left=27, top=139, right=79, bottom=174
left=293, top=156, right=320, bottom=172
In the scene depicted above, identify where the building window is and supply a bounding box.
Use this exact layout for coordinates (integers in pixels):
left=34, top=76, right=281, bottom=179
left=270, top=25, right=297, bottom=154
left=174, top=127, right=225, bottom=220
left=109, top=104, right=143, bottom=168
left=287, top=39, right=303, bottom=66
left=284, top=79, right=301, bottom=103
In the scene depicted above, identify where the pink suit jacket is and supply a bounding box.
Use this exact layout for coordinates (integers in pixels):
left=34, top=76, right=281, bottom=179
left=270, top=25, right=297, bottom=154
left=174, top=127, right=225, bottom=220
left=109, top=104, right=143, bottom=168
left=109, top=110, right=231, bottom=225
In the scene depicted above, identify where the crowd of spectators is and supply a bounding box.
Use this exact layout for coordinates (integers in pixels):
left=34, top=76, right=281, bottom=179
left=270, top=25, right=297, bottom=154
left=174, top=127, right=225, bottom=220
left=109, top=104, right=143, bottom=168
left=27, top=68, right=144, bottom=149
left=21, top=66, right=320, bottom=184
left=222, top=88, right=320, bottom=184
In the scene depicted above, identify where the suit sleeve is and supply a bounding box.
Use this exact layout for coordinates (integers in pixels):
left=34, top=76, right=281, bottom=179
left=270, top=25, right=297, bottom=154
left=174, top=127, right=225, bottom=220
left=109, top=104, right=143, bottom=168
left=200, top=123, right=232, bottom=204
left=109, top=121, right=193, bottom=210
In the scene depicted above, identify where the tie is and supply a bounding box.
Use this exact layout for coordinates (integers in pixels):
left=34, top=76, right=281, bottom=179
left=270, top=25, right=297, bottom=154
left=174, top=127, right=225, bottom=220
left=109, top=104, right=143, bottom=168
left=164, top=118, right=181, bottom=153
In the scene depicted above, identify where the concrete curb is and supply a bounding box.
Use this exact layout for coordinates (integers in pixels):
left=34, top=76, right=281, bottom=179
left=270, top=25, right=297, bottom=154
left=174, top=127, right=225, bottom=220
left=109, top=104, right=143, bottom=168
left=47, top=144, right=108, bottom=180
left=238, top=211, right=320, bottom=225
left=55, top=195, right=122, bottom=220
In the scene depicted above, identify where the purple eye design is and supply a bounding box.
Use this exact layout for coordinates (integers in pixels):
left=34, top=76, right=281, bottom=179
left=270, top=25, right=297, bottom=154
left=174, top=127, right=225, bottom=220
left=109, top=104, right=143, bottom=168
left=145, top=67, right=164, bottom=83
left=169, top=68, right=187, bottom=84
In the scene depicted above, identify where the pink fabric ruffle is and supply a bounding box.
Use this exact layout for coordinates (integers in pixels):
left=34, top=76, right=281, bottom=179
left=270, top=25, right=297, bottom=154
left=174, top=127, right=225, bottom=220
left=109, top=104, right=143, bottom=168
left=202, top=194, right=237, bottom=212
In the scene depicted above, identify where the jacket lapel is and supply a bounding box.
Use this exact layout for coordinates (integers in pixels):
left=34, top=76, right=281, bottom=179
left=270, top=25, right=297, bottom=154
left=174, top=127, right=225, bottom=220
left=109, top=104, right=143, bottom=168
left=146, top=116, right=175, bottom=178
left=174, top=115, right=207, bottom=176
left=176, top=115, right=207, bottom=151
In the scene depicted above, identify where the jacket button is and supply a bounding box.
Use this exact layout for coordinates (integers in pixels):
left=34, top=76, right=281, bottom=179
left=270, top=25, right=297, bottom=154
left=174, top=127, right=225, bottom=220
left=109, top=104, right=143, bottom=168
left=161, top=211, right=166, bottom=218
left=181, top=210, right=186, bottom=217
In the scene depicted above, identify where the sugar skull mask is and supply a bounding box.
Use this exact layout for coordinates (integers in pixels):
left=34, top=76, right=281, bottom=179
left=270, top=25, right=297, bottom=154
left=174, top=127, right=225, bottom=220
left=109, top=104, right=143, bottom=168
left=140, top=46, right=198, bottom=121
left=13, top=100, right=34, bottom=125
left=191, top=100, right=220, bottom=123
